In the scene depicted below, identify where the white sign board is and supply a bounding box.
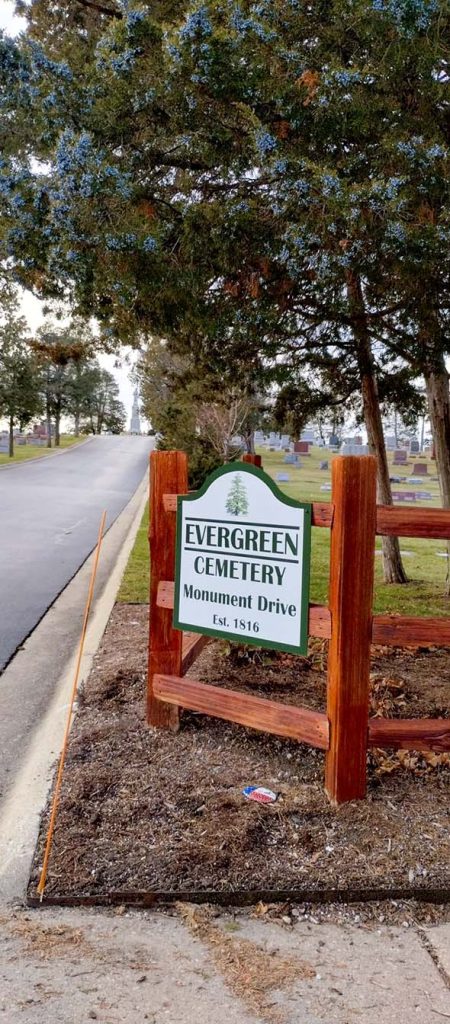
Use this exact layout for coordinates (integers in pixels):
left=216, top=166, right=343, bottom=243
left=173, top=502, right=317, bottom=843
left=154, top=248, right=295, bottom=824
left=174, top=463, right=311, bottom=654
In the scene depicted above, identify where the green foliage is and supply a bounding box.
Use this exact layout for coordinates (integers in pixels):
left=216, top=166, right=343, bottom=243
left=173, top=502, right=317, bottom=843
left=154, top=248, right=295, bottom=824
left=1, top=0, right=448, bottom=492
left=135, top=338, right=228, bottom=487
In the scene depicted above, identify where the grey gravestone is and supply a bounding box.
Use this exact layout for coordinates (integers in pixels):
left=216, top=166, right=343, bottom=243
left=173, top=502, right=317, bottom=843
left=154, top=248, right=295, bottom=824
left=329, top=433, right=340, bottom=447
left=320, top=483, right=332, bottom=492
left=406, top=476, right=424, bottom=485
left=320, top=460, right=329, bottom=470
left=415, top=490, right=432, bottom=499
left=341, top=443, right=369, bottom=456
left=284, top=453, right=300, bottom=464
left=389, top=476, right=402, bottom=484
left=410, top=439, right=420, bottom=454
left=276, top=472, right=290, bottom=482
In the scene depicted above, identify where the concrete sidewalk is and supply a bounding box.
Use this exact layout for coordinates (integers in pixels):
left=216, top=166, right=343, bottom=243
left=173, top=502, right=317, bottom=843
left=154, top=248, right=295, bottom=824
left=1, top=905, right=449, bottom=1023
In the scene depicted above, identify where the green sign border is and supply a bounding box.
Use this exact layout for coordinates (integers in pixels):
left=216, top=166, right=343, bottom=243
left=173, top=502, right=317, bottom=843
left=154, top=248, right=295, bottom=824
left=173, top=462, right=312, bottom=655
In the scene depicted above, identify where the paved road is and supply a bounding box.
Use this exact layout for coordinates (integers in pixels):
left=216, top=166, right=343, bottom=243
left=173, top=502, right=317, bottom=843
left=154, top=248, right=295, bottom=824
left=0, top=436, right=153, bottom=671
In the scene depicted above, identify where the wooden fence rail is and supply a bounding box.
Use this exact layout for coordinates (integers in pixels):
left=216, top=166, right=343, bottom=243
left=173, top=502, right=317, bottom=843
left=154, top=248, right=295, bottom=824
left=148, top=450, right=450, bottom=803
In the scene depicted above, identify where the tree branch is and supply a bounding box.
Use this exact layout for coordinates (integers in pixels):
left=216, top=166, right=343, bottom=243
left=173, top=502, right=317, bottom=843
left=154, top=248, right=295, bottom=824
left=75, top=0, right=122, bottom=19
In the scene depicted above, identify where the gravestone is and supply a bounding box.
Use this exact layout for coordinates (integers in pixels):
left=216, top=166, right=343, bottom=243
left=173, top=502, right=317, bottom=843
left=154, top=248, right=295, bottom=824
left=320, top=483, right=332, bottom=492
left=406, top=477, right=424, bottom=485
left=410, top=439, right=420, bottom=454
left=389, top=476, right=402, bottom=484
left=385, top=435, right=396, bottom=450
left=294, top=441, right=310, bottom=454
left=353, top=435, right=363, bottom=445
left=0, top=439, right=9, bottom=453
left=393, top=449, right=408, bottom=464
left=328, top=433, right=340, bottom=448
left=300, top=428, right=315, bottom=442
left=413, top=462, right=428, bottom=475
left=280, top=434, right=290, bottom=448
left=284, top=453, right=300, bottom=465
left=341, top=443, right=369, bottom=456
left=392, top=491, right=417, bottom=502
left=276, top=472, right=290, bottom=482
left=415, top=490, right=432, bottom=499
left=320, top=460, right=329, bottom=471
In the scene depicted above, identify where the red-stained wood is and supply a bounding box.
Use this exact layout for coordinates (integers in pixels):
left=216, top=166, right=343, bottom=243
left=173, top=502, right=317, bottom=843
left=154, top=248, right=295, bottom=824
left=372, top=615, right=450, bottom=647
left=377, top=505, right=450, bottom=539
left=148, top=451, right=188, bottom=729
left=162, top=492, right=333, bottom=527
left=156, top=581, right=332, bottom=639
left=242, top=453, right=262, bottom=467
left=368, top=718, right=450, bottom=752
left=181, top=632, right=210, bottom=674
left=325, top=456, right=377, bottom=804
left=312, top=502, right=334, bottom=528
left=153, top=674, right=330, bottom=749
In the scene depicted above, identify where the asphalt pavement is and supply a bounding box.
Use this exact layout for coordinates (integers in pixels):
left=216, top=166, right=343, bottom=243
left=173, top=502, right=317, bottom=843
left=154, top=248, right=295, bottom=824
left=0, top=435, right=153, bottom=671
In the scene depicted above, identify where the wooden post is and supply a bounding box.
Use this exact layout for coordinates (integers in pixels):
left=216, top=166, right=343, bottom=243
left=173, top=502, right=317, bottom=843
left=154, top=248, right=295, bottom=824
left=242, top=453, right=262, bottom=467
left=325, top=456, right=377, bottom=803
left=148, top=450, right=188, bottom=729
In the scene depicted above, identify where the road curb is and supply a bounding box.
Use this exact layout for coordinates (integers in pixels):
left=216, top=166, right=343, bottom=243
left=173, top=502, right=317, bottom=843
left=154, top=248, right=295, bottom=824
left=0, top=470, right=149, bottom=905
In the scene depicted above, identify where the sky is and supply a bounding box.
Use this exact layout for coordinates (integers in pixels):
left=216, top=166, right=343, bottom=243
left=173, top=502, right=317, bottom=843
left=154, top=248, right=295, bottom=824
left=0, top=1, right=143, bottom=430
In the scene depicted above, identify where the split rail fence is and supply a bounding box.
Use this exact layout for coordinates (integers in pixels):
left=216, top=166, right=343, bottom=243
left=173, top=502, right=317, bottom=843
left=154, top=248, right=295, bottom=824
left=148, top=450, right=450, bottom=803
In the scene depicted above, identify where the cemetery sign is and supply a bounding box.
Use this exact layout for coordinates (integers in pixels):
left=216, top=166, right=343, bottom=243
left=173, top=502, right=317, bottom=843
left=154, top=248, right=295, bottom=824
left=174, top=463, right=311, bottom=654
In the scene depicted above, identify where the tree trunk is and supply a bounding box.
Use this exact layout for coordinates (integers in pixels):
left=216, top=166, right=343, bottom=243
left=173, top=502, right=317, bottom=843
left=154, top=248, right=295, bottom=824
left=425, top=363, right=450, bottom=594
left=46, top=403, right=52, bottom=448
left=55, top=406, right=61, bottom=446
left=45, top=378, right=52, bottom=446
left=9, top=415, right=14, bottom=458
left=347, top=272, right=407, bottom=584
left=243, top=429, right=255, bottom=454
left=74, top=411, right=80, bottom=437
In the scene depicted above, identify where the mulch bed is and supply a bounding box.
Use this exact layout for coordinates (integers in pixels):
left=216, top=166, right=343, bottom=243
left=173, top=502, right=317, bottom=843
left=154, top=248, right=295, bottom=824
left=29, top=605, right=450, bottom=905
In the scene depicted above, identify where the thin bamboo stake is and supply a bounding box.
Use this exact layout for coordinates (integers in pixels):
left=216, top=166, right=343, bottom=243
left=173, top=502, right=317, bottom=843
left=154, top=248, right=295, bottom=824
left=37, top=509, right=107, bottom=899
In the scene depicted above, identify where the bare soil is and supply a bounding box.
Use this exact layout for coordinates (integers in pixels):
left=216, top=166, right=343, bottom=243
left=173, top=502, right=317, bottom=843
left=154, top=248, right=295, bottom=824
left=29, top=605, right=450, bottom=903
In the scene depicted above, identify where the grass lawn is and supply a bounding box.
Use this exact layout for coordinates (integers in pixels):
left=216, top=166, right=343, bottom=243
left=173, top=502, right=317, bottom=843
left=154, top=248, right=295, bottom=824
left=118, top=445, right=450, bottom=617
left=0, top=434, right=84, bottom=466
left=117, top=503, right=149, bottom=603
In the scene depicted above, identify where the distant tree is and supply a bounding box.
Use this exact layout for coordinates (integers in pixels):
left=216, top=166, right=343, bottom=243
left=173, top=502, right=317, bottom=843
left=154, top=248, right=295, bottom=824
left=0, top=287, right=42, bottom=456
left=196, top=399, right=250, bottom=463
left=79, top=365, right=125, bottom=433
left=32, top=316, right=95, bottom=444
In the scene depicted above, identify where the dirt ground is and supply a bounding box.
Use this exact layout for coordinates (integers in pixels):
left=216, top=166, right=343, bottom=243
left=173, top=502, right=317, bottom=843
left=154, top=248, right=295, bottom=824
left=28, top=605, right=450, bottom=904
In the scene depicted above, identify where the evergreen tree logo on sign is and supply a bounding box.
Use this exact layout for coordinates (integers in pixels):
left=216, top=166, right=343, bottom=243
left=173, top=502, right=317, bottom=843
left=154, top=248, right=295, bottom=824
left=225, top=474, right=249, bottom=516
